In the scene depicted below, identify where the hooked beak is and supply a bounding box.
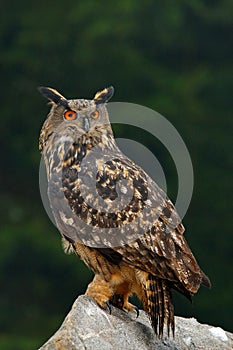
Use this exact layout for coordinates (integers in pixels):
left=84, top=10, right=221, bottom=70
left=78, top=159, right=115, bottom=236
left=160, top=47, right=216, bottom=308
left=84, top=117, right=90, bottom=132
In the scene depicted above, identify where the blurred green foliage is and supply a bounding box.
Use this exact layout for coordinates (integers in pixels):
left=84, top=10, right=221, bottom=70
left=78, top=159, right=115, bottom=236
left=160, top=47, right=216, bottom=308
left=0, top=1, right=232, bottom=348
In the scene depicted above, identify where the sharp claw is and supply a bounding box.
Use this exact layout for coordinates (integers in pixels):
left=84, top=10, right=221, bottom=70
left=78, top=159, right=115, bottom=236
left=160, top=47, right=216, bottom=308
left=123, top=304, right=140, bottom=318
left=134, top=305, right=139, bottom=318
left=105, top=301, right=112, bottom=315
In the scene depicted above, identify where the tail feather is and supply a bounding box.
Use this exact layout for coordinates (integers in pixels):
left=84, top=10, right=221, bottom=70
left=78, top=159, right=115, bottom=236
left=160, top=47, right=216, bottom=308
left=144, top=274, right=174, bottom=337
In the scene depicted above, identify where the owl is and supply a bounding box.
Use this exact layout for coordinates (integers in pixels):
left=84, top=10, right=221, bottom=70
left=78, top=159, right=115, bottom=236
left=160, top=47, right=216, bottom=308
left=38, top=86, right=211, bottom=337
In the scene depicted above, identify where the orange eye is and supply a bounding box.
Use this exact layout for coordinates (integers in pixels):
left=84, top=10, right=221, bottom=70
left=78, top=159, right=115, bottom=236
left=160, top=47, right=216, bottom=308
left=90, top=110, right=99, bottom=119
left=64, top=110, right=77, bottom=121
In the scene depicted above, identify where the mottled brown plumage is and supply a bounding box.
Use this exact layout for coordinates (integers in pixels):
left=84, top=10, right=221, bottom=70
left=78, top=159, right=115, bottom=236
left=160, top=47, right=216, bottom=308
left=38, top=86, right=211, bottom=337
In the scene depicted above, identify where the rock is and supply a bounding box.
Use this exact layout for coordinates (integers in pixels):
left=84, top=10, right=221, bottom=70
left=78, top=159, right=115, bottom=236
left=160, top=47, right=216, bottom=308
left=39, top=295, right=233, bottom=350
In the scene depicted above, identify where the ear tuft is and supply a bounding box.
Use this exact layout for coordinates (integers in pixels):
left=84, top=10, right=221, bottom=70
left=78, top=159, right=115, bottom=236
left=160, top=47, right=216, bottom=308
left=94, top=86, right=114, bottom=104
left=38, top=86, right=68, bottom=107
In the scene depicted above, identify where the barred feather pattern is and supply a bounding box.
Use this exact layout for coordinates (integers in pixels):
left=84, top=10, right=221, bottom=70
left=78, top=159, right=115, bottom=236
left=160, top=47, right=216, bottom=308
left=145, top=275, right=174, bottom=337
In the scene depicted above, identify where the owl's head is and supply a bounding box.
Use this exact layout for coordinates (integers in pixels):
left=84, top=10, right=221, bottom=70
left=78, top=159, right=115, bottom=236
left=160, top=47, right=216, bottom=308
left=38, top=86, right=114, bottom=152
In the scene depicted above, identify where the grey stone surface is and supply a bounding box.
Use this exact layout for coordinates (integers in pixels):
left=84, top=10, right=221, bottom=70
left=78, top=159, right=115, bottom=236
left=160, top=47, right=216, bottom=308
left=39, top=295, right=233, bottom=350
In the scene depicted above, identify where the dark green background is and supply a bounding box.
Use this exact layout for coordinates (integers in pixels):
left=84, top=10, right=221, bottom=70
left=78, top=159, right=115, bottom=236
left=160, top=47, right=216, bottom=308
left=0, top=1, right=232, bottom=349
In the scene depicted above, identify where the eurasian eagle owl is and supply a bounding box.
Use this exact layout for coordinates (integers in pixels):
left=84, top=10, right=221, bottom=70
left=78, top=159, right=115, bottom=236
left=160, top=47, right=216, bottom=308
left=38, top=86, right=211, bottom=336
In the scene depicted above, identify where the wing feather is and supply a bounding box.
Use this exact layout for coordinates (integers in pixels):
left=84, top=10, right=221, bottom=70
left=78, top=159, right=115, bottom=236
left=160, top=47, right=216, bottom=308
left=47, top=140, right=208, bottom=293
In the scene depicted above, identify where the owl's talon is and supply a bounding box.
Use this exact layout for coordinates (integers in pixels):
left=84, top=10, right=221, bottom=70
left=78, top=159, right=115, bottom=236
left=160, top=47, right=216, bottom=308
left=105, top=301, right=112, bottom=315
left=123, top=304, right=139, bottom=318
left=134, top=305, right=139, bottom=318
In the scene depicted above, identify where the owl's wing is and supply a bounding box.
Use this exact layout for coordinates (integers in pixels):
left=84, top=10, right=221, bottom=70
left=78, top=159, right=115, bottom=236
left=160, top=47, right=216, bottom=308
left=47, top=142, right=209, bottom=293
left=91, top=153, right=210, bottom=294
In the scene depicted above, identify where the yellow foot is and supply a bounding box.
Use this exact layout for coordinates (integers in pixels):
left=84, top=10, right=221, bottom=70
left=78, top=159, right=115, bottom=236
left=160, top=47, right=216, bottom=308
left=85, top=274, right=113, bottom=311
